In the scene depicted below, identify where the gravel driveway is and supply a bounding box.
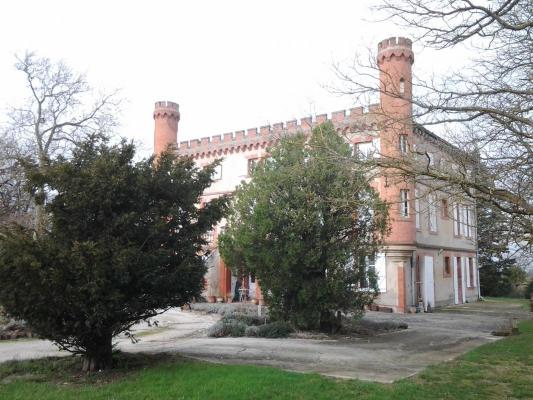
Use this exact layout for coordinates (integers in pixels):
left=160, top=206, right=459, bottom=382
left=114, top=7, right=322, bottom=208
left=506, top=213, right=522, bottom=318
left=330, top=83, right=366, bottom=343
left=0, top=300, right=530, bottom=383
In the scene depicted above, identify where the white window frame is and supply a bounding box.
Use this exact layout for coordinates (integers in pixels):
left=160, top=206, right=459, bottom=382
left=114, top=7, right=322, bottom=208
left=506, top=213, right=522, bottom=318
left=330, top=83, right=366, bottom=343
left=356, top=139, right=380, bottom=159
left=428, top=193, right=437, bottom=233
left=453, top=203, right=461, bottom=236
left=461, top=205, right=468, bottom=237
left=399, top=135, right=408, bottom=154
left=415, top=189, right=420, bottom=229
left=400, top=189, right=409, bottom=217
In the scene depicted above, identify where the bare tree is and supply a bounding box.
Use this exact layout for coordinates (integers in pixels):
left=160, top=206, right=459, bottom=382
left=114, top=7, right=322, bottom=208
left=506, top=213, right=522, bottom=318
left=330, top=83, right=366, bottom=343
left=333, top=0, right=532, bottom=248
left=0, top=131, right=31, bottom=226
left=3, top=52, right=120, bottom=232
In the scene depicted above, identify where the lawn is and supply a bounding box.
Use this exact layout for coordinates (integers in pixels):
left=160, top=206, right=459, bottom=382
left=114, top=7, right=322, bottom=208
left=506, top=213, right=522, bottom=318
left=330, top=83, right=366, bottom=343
left=0, top=321, right=532, bottom=399
left=483, top=296, right=530, bottom=311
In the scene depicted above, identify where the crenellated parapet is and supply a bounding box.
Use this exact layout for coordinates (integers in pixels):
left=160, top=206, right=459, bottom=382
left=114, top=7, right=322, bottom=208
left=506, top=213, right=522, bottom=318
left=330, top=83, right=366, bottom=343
left=377, top=37, right=414, bottom=65
left=178, top=104, right=382, bottom=158
left=154, top=101, right=180, bottom=156
left=153, top=101, right=180, bottom=121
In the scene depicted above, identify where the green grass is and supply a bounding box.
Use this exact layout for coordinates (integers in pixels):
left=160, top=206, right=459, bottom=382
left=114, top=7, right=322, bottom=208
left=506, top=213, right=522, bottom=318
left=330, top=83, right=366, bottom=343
left=1, top=321, right=532, bottom=399
left=483, top=296, right=530, bottom=311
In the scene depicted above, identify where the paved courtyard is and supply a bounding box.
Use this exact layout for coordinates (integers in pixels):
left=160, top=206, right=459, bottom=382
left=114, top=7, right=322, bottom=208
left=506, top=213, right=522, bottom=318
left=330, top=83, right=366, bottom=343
left=0, top=300, right=530, bottom=383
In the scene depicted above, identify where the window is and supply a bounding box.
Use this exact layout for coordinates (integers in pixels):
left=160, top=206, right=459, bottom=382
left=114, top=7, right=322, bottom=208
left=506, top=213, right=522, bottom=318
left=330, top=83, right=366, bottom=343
left=412, top=143, right=418, bottom=160
left=212, top=164, right=222, bottom=180
left=467, top=207, right=474, bottom=238
left=400, top=189, right=409, bottom=217
left=444, top=256, right=451, bottom=277
left=203, top=229, right=214, bottom=244
left=462, top=205, right=474, bottom=238
left=453, top=203, right=461, bottom=236
left=415, top=189, right=420, bottom=229
left=399, top=135, right=408, bottom=154
left=428, top=193, right=437, bottom=232
left=357, top=253, right=386, bottom=292
left=354, top=139, right=380, bottom=159
left=355, top=142, right=371, bottom=158
left=399, top=78, right=405, bottom=94
left=461, top=205, right=468, bottom=237
left=359, top=254, right=375, bottom=289
left=247, top=158, right=258, bottom=176
left=468, top=258, right=475, bottom=287
left=441, top=199, right=449, bottom=219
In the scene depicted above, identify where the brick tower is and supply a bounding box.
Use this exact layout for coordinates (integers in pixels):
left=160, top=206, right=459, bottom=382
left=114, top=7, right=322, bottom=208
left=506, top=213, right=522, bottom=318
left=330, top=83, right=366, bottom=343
left=377, top=37, right=416, bottom=313
left=377, top=37, right=414, bottom=127
left=153, top=101, right=180, bottom=155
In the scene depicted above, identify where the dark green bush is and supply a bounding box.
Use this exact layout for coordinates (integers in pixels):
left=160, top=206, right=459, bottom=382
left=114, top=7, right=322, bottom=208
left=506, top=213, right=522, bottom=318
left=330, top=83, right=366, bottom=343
left=244, top=325, right=259, bottom=337
left=222, top=313, right=268, bottom=326
left=207, top=320, right=246, bottom=338
left=255, top=321, right=293, bottom=338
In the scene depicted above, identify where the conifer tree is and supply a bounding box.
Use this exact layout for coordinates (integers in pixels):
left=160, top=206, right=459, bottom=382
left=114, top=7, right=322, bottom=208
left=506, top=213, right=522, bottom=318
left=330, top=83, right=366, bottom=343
left=0, top=139, right=226, bottom=371
left=219, top=122, right=389, bottom=331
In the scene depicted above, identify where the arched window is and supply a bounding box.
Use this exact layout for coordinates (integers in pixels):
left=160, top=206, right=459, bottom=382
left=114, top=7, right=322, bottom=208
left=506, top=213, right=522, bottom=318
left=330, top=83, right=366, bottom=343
left=399, top=78, right=405, bottom=95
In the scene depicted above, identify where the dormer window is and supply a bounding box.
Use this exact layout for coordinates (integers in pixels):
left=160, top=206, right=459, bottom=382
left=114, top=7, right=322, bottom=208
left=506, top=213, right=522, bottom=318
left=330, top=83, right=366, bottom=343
left=399, top=78, right=405, bottom=95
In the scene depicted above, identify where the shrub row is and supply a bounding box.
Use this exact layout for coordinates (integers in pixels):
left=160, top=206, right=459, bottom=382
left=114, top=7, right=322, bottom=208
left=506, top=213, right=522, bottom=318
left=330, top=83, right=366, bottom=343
left=207, top=317, right=293, bottom=338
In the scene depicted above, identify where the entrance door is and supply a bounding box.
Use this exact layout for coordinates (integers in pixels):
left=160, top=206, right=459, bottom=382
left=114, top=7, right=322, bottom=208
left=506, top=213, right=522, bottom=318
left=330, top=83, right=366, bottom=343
left=423, top=256, right=435, bottom=311
left=456, top=257, right=463, bottom=304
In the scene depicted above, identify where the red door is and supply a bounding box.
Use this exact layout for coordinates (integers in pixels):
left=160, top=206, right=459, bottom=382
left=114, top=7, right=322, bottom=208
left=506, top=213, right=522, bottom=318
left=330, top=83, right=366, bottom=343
left=456, top=257, right=463, bottom=304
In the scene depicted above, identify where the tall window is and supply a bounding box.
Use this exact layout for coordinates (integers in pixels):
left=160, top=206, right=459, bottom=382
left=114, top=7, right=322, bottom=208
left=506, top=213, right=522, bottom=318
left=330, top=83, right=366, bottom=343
left=467, top=207, right=474, bottom=238
left=400, top=189, right=409, bottom=217
left=464, top=206, right=474, bottom=238
left=359, top=254, right=375, bottom=289
left=415, top=189, right=420, bottom=229
left=355, top=139, right=380, bottom=159
left=247, top=158, right=258, bottom=176
left=441, top=199, right=449, bottom=219
left=399, top=78, right=405, bottom=94
left=428, top=193, right=437, bottom=232
left=203, top=229, right=214, bottom=244
left=444, top=256, right=451, bottom=277
left=399, top=135, right=408, bottom=154
left=468, top=258, right=476, bottom=287
left=461, top=205, right=468, bottom=237
left=453, top=203, right=461, bottom=236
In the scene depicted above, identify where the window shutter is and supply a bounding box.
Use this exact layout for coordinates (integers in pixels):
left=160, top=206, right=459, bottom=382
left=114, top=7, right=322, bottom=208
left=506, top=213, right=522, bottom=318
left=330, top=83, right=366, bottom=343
left=472, top=258, right=477, bottom=287
left=415, top=189, right=420, bottom=229
left=452, top=257, right=459, bottom=304
left=465, top=256, right=471, bottom=287
left=453, top=203, right=459, bottom=236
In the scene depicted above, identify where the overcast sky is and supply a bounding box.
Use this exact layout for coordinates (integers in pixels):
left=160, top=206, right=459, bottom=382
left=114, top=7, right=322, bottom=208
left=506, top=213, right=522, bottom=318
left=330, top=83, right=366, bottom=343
left=0, top=0, right=463, bottom=157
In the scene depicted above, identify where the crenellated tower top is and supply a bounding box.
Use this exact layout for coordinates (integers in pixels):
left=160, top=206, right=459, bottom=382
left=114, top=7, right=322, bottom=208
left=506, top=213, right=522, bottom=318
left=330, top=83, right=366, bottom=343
left=377, top=36, right=414, bottom=115
left=153, top=101, right=180, bottom=155
left=377, top=37, right=414, bottom=65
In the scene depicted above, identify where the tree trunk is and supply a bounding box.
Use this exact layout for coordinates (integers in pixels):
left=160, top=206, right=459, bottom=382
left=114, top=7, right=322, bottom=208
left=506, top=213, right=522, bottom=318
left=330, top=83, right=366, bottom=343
left=82, top=334, right=113, bottom=372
